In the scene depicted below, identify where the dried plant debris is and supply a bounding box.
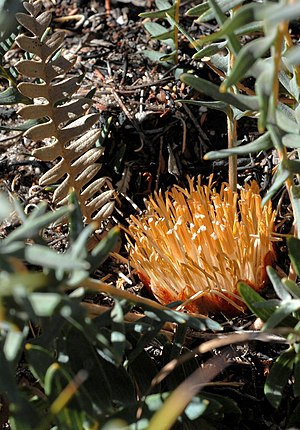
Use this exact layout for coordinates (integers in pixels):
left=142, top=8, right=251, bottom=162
left=127, top=177, right=277, bottom=315
left=14, top=1, right=116, bottom=226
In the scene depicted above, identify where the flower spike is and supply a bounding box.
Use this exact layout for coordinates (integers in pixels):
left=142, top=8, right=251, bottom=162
left=127, top=178, right=276, bottom=315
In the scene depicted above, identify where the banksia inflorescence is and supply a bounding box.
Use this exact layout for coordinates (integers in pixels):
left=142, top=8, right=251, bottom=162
left=127, top=178, right=276, bottom=315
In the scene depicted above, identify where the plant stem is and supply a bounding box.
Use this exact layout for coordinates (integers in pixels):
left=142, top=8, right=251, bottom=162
left=227, top=8, right=237, bottom=191
left=174, top=0, right=180, bottom=64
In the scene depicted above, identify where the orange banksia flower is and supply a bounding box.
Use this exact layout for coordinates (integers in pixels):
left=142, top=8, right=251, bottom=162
left=127, top=178, right=276, bottom=315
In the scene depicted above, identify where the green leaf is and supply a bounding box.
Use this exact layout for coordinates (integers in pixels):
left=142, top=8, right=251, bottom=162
left=0, top=271, right=51, bottom=297
left=205, top=132, right=272, bottom=160
left=88, top=226, right=120, bottom=272
left=3, top=326, right=28, bottom=363
left=283, top=278, right=300, bottom=299
left=276, top=104, right=298, bottom=134
left=221, top=35, right=275, bottom=92
left=266, top=3, right=300, bottom=25
left=293, top=353, right=300, bottom=397
left=139, top=5, right=174, bottom=19
left=193, top=41, right=227, bottom=60
left=0, top=85, right=31, bottom=105
left=68, top=191, right=85, bottom=246
left=110, top=300, right=126, bottom=365
left=253, top=63, right=273, bottom=131
left=263, top=300, right=300, bottom=330
left=285, top=45, right=300, bottom=67
left=238, top=282, right=275, bottom=321
left=290, top=186, right=300, bottom=241
left=0, top=117, right=47, bottom=132
left=141, top=49, right=173, bottom=65
left=65, top=328, right=113, bottom=413
left=25, top=245, right=90, bottom=272
left=3, top=206, right=70, bottom=245
left=206, top=0, right=241, bottom=55
left=28, top=292, right=63, bottom=317
left=177, top=98, right=230, bottom=114
left=0, top=339, right=20, bottom=403
left=186, top=0, right=245, bottom=19
left=156, top=0, right=172, bottom=9
left=180, top=73, right=259, bottom=111
left=261, top=163, right=290, bottom=206
left=287, top=159, right=300, bottom=175
left=25, top=343, right=55, bottom=383
left=194, top=3, right=260, bottom=50
left=282, top=133, right=300, bottom=148
left=0, top=193, right=13, bottom=221
left=266, top=266, right=291, bottom=301
left=265, top=347, right=295, bottom=408
left=288, top=236, right=300, bottom=277
left=143, top=22, right=175, bottom=48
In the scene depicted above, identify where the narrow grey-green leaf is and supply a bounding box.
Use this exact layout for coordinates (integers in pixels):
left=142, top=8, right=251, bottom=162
left=238, top=282, right=275, bottom=321
left=288, top=236, right=300, bottom=278
left=291, top=185, right=300, bottom=240
left=177, top=98, right=230, bottom=114
left=205, top=132, right=272, bottom=160
left=287, top=159, right=300, bottom=175
left=282, top=134, right=300, bottom=148
left=139, top=5, right=174, bottom=19
left=193, top=41, right=227, bottom=60
left=276, top=105, right=298, bottom=133
left=221, top=35, right=274, bottom=91
left=25, top=245, right=90, bottom=272
left=186, top=0, right=245, bottom=19
left=266, top=3, right=300, bottom=25
left=263, top=300, right=300, bottom=330
left=180, top=73, right=259, bottom=111
left=265, top=348, right=295, bottom=409
left=28, top=292, right=62, bottom=317
left=0, top=85, right=31, bottom=105
left=261, top=165, right=290, bottom=206
left=283, top=278, right=300, bottom=299
left=285, top=45, right=300, bottom=67
left=266, top=266, right=291, bottom=301
left=3, top=206, right=70, bottom=245
left=256, top=64, right=273, bottom=132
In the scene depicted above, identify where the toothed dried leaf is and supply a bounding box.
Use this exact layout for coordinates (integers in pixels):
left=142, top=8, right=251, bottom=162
left=15, top=2, right=116, bottom=226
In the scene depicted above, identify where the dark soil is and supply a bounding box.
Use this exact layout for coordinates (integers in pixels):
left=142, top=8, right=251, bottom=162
left=0, top=1, right=294, bottom=429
